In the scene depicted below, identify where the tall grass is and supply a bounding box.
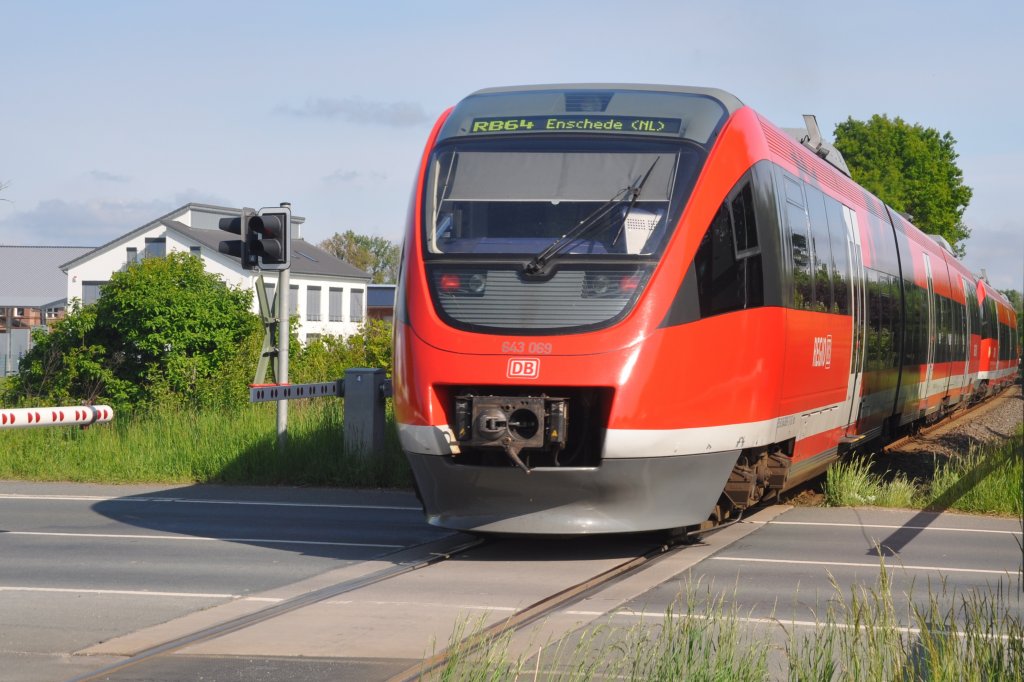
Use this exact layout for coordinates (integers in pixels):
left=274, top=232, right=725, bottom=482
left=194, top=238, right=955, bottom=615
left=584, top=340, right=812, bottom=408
left=432, top=566, right=1023, bottom=681
left=823, top=457, right=918, bottom=508
left=0, top=400, right=411, bottom=487
left=824, top=429, right=1023, bottom=516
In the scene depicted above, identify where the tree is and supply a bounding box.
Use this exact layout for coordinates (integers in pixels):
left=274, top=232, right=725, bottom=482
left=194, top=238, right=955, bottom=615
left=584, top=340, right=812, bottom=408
left=999, top=289, right=1023, bottom=340
left=320, top=230, right=400, bottom=283
left=9, top=253, right=261, bottom=410
left=833, top=115, right=973, bottom=256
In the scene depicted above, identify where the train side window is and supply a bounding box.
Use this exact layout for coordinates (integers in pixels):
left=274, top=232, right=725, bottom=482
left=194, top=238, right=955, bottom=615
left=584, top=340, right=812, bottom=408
left=865, top=269, right=880, bottom=371
left=824, top=197, right=851, bottom=314
left=693, top=176, right=764, bottom=318
left=730, top=184, right=759, bottom=257
left=805, top=185, right=834, bottom=313
left=913, top=284, right=928, bottom=366
left=786, top=202, right=814, bottom=311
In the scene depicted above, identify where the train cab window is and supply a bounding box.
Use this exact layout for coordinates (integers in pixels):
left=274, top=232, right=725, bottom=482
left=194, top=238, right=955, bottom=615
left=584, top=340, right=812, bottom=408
left=693, top=175, right=764, bottom=317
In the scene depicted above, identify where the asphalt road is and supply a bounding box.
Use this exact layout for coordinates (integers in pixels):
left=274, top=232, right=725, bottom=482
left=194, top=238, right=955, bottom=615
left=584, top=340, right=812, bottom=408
left=521, top=506, right=1024, bottom=677
left=619, top=506, right=1023, bottom=621
left=0, top=481, right=454, bottom=681
left=2, top=481, right=1021, bottom=681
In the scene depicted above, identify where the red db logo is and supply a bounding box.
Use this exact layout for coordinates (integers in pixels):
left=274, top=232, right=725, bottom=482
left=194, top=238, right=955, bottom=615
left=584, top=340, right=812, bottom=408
left=507, top=357, right=540, bottom=379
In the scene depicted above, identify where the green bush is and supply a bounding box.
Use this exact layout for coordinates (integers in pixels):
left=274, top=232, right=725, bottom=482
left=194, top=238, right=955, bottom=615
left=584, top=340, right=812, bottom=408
left=6, top=253, right=262, bottom=413
left=291, top=318, right=393, bottom=384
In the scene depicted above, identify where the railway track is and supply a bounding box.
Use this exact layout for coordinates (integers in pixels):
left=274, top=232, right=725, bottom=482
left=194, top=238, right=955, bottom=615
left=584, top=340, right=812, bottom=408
left=66, top=390, right=1018, bottom=680
left=69, top=520, right=746, bottom=681
left=385, top=542, right=675, bottom=681
left=884, top=385, right=1019, bottom=453
left=68, top=535, right=485, bottom=682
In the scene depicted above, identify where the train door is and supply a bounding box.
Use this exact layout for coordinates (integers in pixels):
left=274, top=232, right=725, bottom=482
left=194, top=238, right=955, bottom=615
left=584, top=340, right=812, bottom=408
left=922, top=254, right=936, bottom=411
left=842, top=205, right=865, bottom=432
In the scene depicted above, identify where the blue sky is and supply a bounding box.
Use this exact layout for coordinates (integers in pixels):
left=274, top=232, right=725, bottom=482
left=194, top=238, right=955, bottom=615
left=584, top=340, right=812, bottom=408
left=1, top=0, right=1021, bottom=290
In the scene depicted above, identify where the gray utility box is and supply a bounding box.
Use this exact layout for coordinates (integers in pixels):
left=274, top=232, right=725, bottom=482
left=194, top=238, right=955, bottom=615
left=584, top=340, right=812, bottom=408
left=343, top=367, right=391, bottom=456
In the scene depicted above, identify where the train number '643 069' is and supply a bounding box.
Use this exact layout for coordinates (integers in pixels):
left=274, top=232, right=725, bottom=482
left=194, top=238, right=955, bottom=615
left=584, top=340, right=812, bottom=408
left=501, top=341, right=553, bottom=354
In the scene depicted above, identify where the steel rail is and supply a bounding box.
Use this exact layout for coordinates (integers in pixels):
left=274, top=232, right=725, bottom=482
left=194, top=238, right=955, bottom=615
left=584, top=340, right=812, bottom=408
left=68, top=535, right=484, bottom=682
left=384, top=522, right=746, bottom=682
left=884, top=384, right=1018, bottom=452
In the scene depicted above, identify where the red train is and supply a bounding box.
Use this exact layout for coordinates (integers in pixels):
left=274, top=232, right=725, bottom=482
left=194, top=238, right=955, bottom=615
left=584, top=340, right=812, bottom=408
left=393, top=84, right=1020, bottom=534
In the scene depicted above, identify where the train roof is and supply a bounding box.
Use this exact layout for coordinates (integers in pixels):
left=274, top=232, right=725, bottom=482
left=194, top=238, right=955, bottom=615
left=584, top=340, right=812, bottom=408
left=469, top=84, right=746, bottom=113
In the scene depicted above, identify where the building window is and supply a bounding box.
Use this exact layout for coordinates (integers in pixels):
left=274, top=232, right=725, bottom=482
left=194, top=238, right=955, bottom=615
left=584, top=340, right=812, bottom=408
left=190, top=246, right=202, bottom=258
left=350, top=289, right=364, bottom=322
left=126, top=247, right=138, bottom=264
left=306, top=286, right=321, bottom=321
left=329, top=287, right=344, bottom=321
left=289, top=285, right=299, bottom=315
left=144, top=238, right=166, bottom=259
left=306, top=333, right=322, bottom=343
left=82, top=281, right=107, bottom=306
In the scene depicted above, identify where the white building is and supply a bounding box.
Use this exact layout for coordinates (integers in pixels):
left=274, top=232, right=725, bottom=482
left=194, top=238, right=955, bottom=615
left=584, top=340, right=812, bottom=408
left=61, top=203, right=372, bottom=343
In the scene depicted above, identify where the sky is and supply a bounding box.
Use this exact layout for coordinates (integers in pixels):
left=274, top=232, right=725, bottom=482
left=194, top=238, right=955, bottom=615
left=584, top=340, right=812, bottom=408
left=1, top=0, right=1021, bottom=291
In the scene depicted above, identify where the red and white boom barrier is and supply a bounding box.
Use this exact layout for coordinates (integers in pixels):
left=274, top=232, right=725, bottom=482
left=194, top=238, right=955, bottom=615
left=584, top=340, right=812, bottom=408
left=0, top=405, right=114, bottom=430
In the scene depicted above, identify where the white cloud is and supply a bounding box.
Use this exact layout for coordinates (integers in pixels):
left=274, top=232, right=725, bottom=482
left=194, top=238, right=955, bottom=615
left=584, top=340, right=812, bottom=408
left=88, top=170, right=130, bottom=183
left=278, top=97, right=429, bottom=127
left=0, top=192, right=232, bottom=247
left=323, top=169, right=388, bottom=184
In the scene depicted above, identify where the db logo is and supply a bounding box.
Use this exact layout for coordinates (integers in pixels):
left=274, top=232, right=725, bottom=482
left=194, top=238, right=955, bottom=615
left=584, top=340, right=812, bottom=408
left=812, top=335, right=833, bottom=369
left=507, top=357, right=540, bottom=379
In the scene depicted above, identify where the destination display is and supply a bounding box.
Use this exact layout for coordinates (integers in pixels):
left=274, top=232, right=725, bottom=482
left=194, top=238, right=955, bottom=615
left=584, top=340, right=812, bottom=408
left=469, top=115, right=682, bottom=135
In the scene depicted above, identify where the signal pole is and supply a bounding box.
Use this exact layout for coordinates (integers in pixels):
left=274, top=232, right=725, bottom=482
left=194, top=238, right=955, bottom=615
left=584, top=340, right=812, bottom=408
left=220, top=201, right=292, bottom=452
left=276, top=202, right=291, bottom=451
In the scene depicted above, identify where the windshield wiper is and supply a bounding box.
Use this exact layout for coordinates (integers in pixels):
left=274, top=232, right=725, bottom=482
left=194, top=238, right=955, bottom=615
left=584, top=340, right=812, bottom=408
left=522, top=158, right=659, bottom=277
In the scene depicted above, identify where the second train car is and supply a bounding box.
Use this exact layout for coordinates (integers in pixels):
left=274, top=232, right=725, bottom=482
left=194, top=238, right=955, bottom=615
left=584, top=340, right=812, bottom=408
left=393, top=84, right=1019, bottom=534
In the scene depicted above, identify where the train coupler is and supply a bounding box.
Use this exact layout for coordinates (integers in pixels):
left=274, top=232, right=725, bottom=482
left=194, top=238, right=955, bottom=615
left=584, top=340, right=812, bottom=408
left=454, top=394, right=568, bottom=472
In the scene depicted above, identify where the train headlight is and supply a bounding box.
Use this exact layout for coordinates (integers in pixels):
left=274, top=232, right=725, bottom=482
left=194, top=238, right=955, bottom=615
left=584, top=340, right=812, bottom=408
left=467, top=273, right=487, bottom=294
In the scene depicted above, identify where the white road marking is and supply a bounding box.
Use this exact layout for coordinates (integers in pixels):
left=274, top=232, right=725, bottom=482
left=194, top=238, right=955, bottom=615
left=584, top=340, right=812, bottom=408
left=324, top=599, right=519, bottom=612
left=565, top=610, right=1011, bottom=639
left=712, top=556, right=1013, bottom=575
left=1, top=530, right=403, bottom=549
left=747, top=519, right=1022, bottom=536
left=0, top=585, right=284, bottom=601
left=0, top=492, right=419, bottom=511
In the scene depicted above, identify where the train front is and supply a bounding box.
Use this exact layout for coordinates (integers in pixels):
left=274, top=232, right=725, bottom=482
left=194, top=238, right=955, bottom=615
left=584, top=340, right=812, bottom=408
left=394, top=85, right=745, bottom=534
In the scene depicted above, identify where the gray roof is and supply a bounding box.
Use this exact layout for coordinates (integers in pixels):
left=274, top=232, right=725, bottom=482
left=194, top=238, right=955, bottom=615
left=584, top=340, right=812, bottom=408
left=164, top=221, right=371, bottom=280
left=59, top=202, right=371, bottom=281
left=0, top=245, right=92, bottom=307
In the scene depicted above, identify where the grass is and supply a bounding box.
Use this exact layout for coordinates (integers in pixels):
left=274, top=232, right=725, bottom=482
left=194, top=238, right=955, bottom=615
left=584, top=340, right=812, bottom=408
left=824, top=428, right=1023, bottom=516
left=0, top=400, right=412, bottom=488
left=430, top=565, right=1024, bottom=681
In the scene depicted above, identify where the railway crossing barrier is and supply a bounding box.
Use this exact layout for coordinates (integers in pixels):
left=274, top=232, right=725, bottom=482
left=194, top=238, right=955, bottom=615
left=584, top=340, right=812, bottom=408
left=0, top=404, right=114, bottom=430
left=249, top=368, right=392, bottom=456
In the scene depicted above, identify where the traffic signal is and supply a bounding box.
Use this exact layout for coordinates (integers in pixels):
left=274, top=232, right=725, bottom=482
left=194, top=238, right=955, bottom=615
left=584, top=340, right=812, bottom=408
left=249, top=205, right=291, bottom=271
left=218, top=207, right=258, bottom=269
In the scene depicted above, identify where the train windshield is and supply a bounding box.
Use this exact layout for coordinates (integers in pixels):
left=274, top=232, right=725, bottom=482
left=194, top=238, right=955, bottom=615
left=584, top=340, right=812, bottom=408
left=424, top=138, right=704, bottom=259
